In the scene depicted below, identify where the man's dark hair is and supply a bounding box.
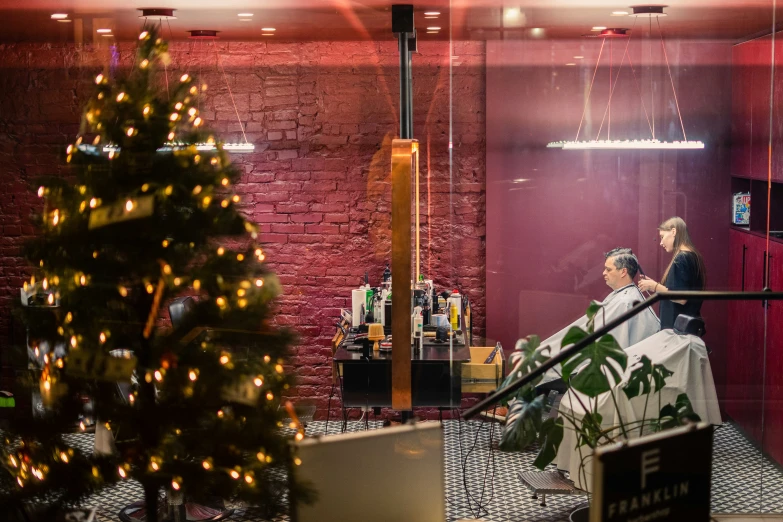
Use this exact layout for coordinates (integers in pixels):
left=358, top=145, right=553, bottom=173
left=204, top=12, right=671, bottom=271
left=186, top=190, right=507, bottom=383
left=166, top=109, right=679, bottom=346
left=605, top=247, right=639, bottom=279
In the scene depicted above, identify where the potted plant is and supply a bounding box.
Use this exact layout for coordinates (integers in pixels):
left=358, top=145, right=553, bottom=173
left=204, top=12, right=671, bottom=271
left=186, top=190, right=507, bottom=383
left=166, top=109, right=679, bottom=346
left=498, top=302, right=701, bottom=520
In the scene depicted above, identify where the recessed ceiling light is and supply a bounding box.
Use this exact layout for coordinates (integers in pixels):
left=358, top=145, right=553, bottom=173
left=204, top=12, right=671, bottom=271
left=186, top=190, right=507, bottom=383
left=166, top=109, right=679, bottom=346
left=424, top=11, right=440, bottom=16
left=262, top=33, right=274, bottom=36
left=591, top=26, right=607, bottom=31
left=97, top=28, right=112, bottom=33
left=530, top=27, right=544, bottom=36
left=57, top=19, right=72, bottom=23
left=611, top=11, right=629, bottom=16
left=427, top=31, right=439, bottom=34
left=425, top=16, right=438, bottom=19
left=565, top=63, right=576, bottom=66
left=51, top=13, right=68, bottom=19
left=238, top=13, right=253, bottom=16
left=426, top=26, right=441, bottom=30
left=101, top=34, right=114, bottom=37
left=574, top=55, right=584, bottom=59
left=261, top=27, right=276, bottom=31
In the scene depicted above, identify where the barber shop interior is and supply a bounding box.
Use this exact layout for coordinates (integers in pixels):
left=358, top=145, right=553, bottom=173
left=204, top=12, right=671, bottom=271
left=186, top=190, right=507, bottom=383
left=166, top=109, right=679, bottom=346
left=2, top=1, right=783, bottom=521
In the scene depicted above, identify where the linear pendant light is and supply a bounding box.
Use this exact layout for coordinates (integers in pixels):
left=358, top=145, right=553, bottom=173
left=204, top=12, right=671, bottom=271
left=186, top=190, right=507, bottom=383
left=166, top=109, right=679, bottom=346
left=548, top=6, right=704, bottom=151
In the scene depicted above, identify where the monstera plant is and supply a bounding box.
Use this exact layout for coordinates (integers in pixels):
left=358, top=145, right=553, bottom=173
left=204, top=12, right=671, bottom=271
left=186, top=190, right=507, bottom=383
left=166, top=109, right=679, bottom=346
left=499, top=301, right=700, bottom=480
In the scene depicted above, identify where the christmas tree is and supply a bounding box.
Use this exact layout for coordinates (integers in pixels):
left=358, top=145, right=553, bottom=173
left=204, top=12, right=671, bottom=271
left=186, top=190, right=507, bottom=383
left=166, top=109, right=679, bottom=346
left=0, top=28, right=307, bottom=521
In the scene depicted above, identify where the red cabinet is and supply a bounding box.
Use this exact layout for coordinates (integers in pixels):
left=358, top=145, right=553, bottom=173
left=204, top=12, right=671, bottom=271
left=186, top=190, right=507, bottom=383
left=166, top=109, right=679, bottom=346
left=763, top=241, right=783, bottom=465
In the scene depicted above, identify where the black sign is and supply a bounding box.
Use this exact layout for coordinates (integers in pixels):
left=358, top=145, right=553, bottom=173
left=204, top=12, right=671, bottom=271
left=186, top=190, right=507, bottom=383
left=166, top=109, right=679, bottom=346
left=591, top=423, right=712, bottom=522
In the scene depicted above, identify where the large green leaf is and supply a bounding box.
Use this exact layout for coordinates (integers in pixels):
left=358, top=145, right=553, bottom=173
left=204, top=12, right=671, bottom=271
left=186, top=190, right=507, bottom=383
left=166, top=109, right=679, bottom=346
left=499, top=394, right=546, bottom=452
left=562, top=334, right=627, bottom=398
left=533, top=417, right=564, bottom=470
left=656, top=393, right=701, bottom=431
left=500, top=335, right=550, bottom=391
left=576, top=411, right=604, bottom=449
left=623, top=356, right=674, bottom=399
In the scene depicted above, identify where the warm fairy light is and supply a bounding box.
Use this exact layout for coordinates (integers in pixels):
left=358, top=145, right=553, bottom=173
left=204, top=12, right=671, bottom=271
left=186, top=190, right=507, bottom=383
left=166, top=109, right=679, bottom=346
left=80, top=274, right=87, bottom=286
left=238, top=298, right=247, bottom=308
left=194, top=117, right=202, bottom=126
left=146, top=283, right=154, bottom=294
left=43, top=381, right=51, bottom=391
left=145, top=372, right=153, bottom=383
left=65, top=311, right=73, bottom=323
left=202, top=460, right=211, bottom=470
left=118, top=467, right=126, bottom=478
left=162, top=239, right=169, bottom=247
left=9, top=455, right=18, bottom=468
left=174, top=277, right=181, bottom=285
left=217, top=247, right=225, bottom=256
left=126, top=127, right=135, bottom=137
left=93, top=251, right=99, bottom=259
left=266, top=392, right=274, bottom=401
left=38, top=186, right=44, bottom=197
left=189, top=370, right=197, bottom=381
left=294, top=457, right=302, bottom=466
left=70, top=336, right=78, bottom=348
left=245, top=474, right=254, bottom=484
left=140, top=59, right=149, bottom=68
left=17, top=477, right=24, bottom=487
left=60, top=452, right=68, bottom=463
left=190, top=86, right=198, bottom=94
left=193, top=280, right=201, bottom=290
left=254, top=377, right=263, bottom=387
left=221, top=178, right=229, bottom=186
left=151, top=461, right=159, bottom=471
left=172, top=479, right=181, bottom=490
left=79, top=421, right=86, bottom=431
left=128, top=394, right=135, bottom=404
left=275, top=364, right=284, bottom=373
left=217, top=409, right=225, bottom=418
left=79, top=201, right=86, bottom=212
left=221, top=199, right=229, bottom=208
left=89, top=198, right=98, bottom=208
left=175, top=102, right=183, bottom=110
left=295, top=432, right=304, bottom=441
left=52, top=209, right=60, bottom=226
left=154, top=370, right=163, bottom=382
left=255, top=279, right=264, bottom=287
left=232, top=195, right=240, bottom=203
left=117, top=92, right=126, bottom=102
left=170, top=113, right=179, bottom=121
left=56, top=358, right=64, bottom=368
left=143, top=105, right=151, bottom=116
left=219, top=354, right=230, bottom=364
left=99, top=332, right=106, bottom=343
left=237, top=288, right=246, bottom=297
left=264, top=355, right=271, bottom=363
left=165, top=185, right=173, bottom=195
left=95, top=74, right=104, bottom=84
left=202, top=196, right=212, bottom=207
left=163, top=264, right=172, bottom=275
left=119, top=286, right=128, bottom=297
left=289, top=421, right=297, bottom=429
left=42, top=278, right=48, bottom=290
left=256, top=452, right=265, bottom=462
left=188, top=107, right=197, bottom=117
left=125, top=200, right=134, bottom=211
left=255, top=249, right=265, bottom=261
left=47, top=294, right=54, bottom=305
left=93, top=136, right=100, bottom=145
left=230, top=470, right=240, bottom=479
left=192, top=185, right=202, bottom=195
left=180, top=73, right=190, bottom=82
left=168, top=132, right=175, bottom=141
left=139, top=31, right=148, bottom=39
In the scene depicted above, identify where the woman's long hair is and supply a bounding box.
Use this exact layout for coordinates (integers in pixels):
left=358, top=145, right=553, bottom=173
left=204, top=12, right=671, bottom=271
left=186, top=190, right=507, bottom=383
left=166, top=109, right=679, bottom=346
left=659, top=217, right=707, bottom=289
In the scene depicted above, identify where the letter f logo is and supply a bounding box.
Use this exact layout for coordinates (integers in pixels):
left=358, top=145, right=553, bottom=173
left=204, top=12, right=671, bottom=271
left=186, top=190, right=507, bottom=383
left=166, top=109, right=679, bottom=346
left=641, top=449, right=660, bottom=489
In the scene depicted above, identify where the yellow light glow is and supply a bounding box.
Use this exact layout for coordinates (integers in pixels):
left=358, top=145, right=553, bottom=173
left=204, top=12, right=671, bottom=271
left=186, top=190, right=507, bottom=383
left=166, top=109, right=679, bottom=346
left=170, top=113, right=178, bottom=121
left=52, top=209, right=60, bottom=226
left=237, top=288, right=246, bottom=297
left=202, top=196, right=212, bottom=207
left=93, top=251, right=99, bottom=258
left=60, top=452, right=68, bottom=463
left=256, top=452, right=265, bottom=461
left=126, top=127, right=134, bottom=137
left=143, top=105, right=150, bottom=115
left=128, top=394, right=134, bottom=404
left=189, top=370, right=197, bottom=381
left=180, top=73, right=190, bottom=82
left=264, top=355, right=271, bottom=363
left=53, top=276, right=59, bottom=285
left=99, top=332, right=106, bottom=343
left=79, top=201, right=86, bottom=212
left=89, top=198, right=98, bottom=208
left=194, top=117, right=202, bottom=126
left=151, top=461, right=159, bottom=471
left=95, top=74, right=104, bottom=84
left=232, top=195, right=240, bottom=203
left=193, top=280, right=201, bottom=290
left=217, top=247, right=225, bottom=256
left=295, top=432, right=304, bottom=441
left=238, top=298, right=247, bottom=308
left=163, top=264, right=172, bottom=275
left=172, top=479, right=181, bottom=490
left=168, top=132, right=175, bottom=141
left=139, top=31, right=148, bottom=39
left=255, top=279, right=264, bottom=287
left=47, top=293, right=54, bottom=305
left=218, top=410, right=225, bottom=418
left=230, top=470, right=240, bottom=479
left=119, top=286, right=128, bottom=297
left=118, top=467, right=126, bottom=478
left=221, top=199, right=229, bottom=208
left=125, top=200, right=134, bottom=211
left=43, top=380, right=51, bottom=391
left=188, top=107, right=197, bottom=116
left=294, top=457, right=302, bottom=466
left=245, top=474, right=253, bottom=484
left=80, top=275, right=86, bottom=286
left=154, top=370, right=163, bottom=382
left=221, top=178, right=229, bottom=186
left=194, top=155, right=201, bottom=164
left=192, top=185, right=202, bottom=195
left=117, top=92, right=126, bottom=102
left=162, top=239, right=169, bottom=247
left=190, top=86, right=198, bottom=94
left=140, top=59, right=149, bottom=68
left=203, top=460, right=211, bottom=470
left=219, top=354, right=230, bottom=364
left=275, top=364, right=284, bottom=373
left=165, top=185, right=173, bottom=196
left=146, top=283, right=154, bottom=294
left=174, top=277, right=181, bottom=285
left=266, top=392, right=274, bottom=401
left=70, top=336, right=78, bottom=348
left=175, top=102, right=183, bottom=110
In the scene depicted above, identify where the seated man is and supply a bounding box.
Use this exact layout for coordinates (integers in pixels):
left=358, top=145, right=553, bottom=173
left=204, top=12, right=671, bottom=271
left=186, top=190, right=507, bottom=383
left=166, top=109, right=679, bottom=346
left=537, top=248, right=661, bottom=387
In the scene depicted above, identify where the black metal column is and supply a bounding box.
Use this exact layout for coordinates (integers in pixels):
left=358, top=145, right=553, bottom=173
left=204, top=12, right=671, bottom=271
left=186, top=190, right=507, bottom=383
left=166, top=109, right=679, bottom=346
left=392, top=5, right=414, bottom=139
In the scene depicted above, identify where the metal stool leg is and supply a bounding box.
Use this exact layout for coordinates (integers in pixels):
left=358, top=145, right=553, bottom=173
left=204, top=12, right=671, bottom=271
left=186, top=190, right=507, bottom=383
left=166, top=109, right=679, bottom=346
left=540, top=493, right=546, bottom=507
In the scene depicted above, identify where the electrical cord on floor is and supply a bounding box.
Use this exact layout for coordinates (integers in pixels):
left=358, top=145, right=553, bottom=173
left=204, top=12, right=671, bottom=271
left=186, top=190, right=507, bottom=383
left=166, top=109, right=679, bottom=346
left=456, top=406, right=498, bottom=519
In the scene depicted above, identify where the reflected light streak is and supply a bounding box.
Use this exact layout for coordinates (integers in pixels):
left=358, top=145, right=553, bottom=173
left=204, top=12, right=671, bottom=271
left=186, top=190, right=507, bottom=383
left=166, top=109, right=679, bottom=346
left=547, top=139, right=705, bottom=150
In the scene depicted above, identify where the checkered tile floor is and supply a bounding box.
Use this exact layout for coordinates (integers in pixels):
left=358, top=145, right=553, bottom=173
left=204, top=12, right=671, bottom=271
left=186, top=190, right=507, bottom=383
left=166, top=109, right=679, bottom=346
left=59, top=420, right=783, bottom=521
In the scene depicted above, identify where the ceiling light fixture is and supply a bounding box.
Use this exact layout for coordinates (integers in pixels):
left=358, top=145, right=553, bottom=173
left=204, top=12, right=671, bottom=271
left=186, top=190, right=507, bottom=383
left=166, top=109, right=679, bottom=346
left=548, top=6, right=704, bottom=151
left=426, top=26, right=441, bottom=30
left=574, top=55, right=584, bottom=59
left=424, top=11, right=440, bottom=15
left=57, top=19, right=72, bottom=23
left=611, top=11, right=629, bottom=16
left=427, top=31, right=439, bottom=34
left=138, top=8, right=176, bottom=20
left=261, top=27, right=276, bottom=31
left=238, top=13, right=253, bottom=16
left=425, top=16, right=439, bottom=19
left=51, top=13, right=68, bottom=19
left=262, top=33, right=275, bottom=36
left=97, top=29, right=112, bottom=33
left=565, top=63, right=576, bottom=66
left=188, top=30, right=219, bottom=39
left=239, top=19, right=252, bottom=22
left=591, top=26, right=607, bottom=31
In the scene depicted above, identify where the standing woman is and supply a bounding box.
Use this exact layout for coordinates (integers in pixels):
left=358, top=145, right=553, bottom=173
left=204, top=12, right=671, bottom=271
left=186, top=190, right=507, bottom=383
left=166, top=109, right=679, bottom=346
left=638, top=217, right=707, bottom=329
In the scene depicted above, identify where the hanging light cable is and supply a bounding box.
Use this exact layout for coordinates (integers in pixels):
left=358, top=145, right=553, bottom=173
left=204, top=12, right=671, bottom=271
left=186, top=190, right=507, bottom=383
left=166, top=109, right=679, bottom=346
left=547, top=6, right=704, bottom=151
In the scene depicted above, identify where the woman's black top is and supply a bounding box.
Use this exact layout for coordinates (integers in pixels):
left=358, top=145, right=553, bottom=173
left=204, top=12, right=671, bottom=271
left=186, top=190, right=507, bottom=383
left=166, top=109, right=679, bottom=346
left=659, top=251, right=704, bottom=330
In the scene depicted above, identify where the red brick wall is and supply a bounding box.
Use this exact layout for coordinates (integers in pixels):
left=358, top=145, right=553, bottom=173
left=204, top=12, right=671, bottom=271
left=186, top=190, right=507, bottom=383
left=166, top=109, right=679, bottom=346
left=0, top=40, right=486, bottom=419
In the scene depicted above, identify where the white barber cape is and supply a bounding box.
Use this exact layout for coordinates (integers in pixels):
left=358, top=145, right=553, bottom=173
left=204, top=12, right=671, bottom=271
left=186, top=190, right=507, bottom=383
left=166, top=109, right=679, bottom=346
left=555, top=329, right=722, bottom=491
left=539, top=284, right=660, bottom=386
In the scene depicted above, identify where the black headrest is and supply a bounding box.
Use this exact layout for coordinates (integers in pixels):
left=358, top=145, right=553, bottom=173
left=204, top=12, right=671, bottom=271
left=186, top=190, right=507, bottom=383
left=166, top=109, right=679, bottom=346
left=169, top=296, right=196, bottom=330
left=673, top=315, right=706, bottom=337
